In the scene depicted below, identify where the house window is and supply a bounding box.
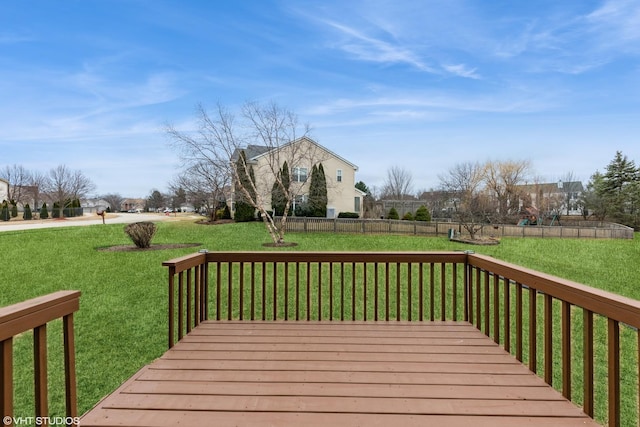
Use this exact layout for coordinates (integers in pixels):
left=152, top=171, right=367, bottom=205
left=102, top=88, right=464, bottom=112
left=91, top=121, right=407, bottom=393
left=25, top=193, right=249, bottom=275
left=354, top=197, right=360, bottom=212
left=337, top=169, right=342, bottom=182
left=293, top=167, right=308, bottom=183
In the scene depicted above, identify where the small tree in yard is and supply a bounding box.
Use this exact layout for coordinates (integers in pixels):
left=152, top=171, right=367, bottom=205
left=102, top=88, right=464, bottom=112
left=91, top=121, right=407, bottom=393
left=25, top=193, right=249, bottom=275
left=271, top=161, right=292, bottom=217
left=1, top=201, right=9, bottom=221
left=40, top=203, right=49, bottom=219
left=23, top=204, right=32, bottom=220
left=166, top=101, right=316, bottom=246
left=234, top=151, right=257, bottom=222
left=402, top=212, right=413, bottom=221
left=308, top=163, right=328, bottom=217
left=125, top=222, right=157, bottom=249
left=388, top=207, right=399, bottom=220
left=415, top=205, right=431, bottom=221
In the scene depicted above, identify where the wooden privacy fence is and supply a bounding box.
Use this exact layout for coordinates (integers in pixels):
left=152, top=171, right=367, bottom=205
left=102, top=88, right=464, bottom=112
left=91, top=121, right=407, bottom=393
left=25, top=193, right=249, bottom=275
left=282, top=217, right=634, bottom=239
left=0, top=290, right=80, bottom=426
left=165, top=251, right=640, bottom=426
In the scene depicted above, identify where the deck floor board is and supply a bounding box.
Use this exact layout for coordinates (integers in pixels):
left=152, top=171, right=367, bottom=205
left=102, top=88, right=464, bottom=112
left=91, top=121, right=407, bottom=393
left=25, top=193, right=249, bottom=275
left=81, top=321, right=599, bottom=426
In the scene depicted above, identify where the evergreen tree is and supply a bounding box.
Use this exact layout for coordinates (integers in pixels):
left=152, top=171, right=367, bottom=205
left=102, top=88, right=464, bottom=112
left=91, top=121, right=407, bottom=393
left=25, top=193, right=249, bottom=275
left=0, top=201, right=9, bottom=221
left=415, top=205, right=431, bottom=221
left=308, top=163, right=328, bottom=217
left=601, top=151, right=639, bottom=225
left=271, top=161, right=291, bottom=216
left=388, top=207, right=399, bottom=220
left=40, top=202, right=49, bottom=219
left=10, top=200, right=18, bottom=218
left=23, top=204, right=32, bottom=220
left=234, top=151, right=257, bottom=222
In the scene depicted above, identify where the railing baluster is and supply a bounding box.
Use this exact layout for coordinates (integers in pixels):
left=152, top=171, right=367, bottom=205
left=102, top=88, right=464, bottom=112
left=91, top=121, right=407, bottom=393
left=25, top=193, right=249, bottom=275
left=296, top=263, right=300, bottom=321
left=239, top=263, right=244, bottom=320
left=419, top=263, right=424, bottom=322
left=503, top=278, right=510, bottom=353
left=396, top=263, right=401, bottom=321
left=562, top=300, right=571, bottom=399
left=363, top=263, right=368, bottom=321
left=284, top=263, right=289, bottom=321
left=354, top=262, right=358, bottom=321
left=261, top=262, right=266, bottom=321
left=63, top=313, right=78, bottom=419
left=1, top=337, right=13, bottom=417
left=430, top=263, right=435, bottom=322
left=216, top=262, right=221, bottom=321
left=608, top=318, right=620, bottom=427
left=407, top=263, right=412, bottom=322
left=342, top=263, right=346, bottom=321
left=227, top=262, right=233, bottom=320
left=318, top=263, right=322, bottom=321
left=250, top=263, right=255, bottom=321
left=452, top=263, right=457, bottom=322
left=441, top=263, right=446, bottom=321
left=583, top=309, right=594, bottom=418
left=516, top=282, right=523, bottom=362
left=34, top=324, right=47, bottom=418
left=544, top=293, right=553, bottom=385
left=186, top=269, right=192, bottom=331
left=475, top=268, right=481, bottom=329
left=385, top=263, right=390, bottom=321
left=306, top=262, right=311, bottom=321
left=529, top=287, right=537, bottom=374
left=272, top=263, right=278, bottom=321
left=178, top=272, right=184, bottom=339
left=465, top=264, right=471, bottom=323
left=374, top=263, right=379, bottom=321
left=329, top=263, right=334, bottom=321
left=484, top=270, right=490, bottom=335
left=493, top=273, right=499, bottom=343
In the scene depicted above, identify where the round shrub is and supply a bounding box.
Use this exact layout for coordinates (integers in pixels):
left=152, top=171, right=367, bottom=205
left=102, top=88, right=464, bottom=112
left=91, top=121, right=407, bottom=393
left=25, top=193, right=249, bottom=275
left=402, top=212, right=414, bottom=221
left=124, top=222, right=157, bottom=249
left=415, top=206, right=431, bottom=222
left=387, top=207, right=399, bottom=220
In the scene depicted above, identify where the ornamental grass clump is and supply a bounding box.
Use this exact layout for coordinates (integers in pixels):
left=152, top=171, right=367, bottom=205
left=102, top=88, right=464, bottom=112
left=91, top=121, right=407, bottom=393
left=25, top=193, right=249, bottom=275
left=124, top=221, right=157, bottom=249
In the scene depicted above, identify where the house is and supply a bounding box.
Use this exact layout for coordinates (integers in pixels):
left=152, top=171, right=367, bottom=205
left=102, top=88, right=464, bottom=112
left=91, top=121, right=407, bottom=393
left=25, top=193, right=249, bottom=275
left=0, top=178, right=8, bottom=202
left=516, top=180, right=584, bottom=216
left=232, top=137, right=362, bottom=218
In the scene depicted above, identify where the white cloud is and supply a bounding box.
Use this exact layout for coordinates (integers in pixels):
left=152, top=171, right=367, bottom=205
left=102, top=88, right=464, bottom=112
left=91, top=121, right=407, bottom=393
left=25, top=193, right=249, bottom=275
left=442, top=63, right=481, bottom=79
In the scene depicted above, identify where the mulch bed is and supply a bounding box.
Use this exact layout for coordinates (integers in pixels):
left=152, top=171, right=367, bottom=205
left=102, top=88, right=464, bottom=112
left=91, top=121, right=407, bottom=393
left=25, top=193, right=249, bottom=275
left=97, top=243, right=201, bottom=252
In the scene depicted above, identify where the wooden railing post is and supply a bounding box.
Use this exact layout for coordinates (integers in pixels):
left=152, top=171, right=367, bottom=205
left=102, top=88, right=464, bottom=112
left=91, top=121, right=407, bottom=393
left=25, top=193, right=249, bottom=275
left=0, top=291, right=80, bottom=425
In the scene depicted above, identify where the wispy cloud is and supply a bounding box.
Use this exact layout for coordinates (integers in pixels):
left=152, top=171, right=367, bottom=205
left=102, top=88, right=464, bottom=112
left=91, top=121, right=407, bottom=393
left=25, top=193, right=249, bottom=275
left=322, top=20, right=436, bottom=72
left=442, top=64, right=481, bottom=79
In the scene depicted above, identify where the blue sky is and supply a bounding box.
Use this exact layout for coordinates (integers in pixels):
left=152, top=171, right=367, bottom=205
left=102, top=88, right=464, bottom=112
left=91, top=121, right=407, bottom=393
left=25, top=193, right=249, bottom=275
left=1, top=0, right=639, bottom=197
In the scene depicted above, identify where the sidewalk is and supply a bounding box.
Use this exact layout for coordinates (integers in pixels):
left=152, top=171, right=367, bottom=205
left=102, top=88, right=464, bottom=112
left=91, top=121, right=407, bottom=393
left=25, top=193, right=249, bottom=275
left=0, top=212, right=184, bottom=232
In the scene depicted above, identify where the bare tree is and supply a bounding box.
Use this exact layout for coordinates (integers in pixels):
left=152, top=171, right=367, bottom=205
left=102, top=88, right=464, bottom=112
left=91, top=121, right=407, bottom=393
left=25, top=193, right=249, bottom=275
left=382, top=166, right=413, bottom=200
left=44, top=165, right=95, bottom=217
left=439, top=162, right=488, bottom=239
left=484, top=160, right=531, bottom=222
left=102, top=193, right=125, bottom=212
left=167, top=101, right=315, bottom=245
left=0, top=164, right=31, bottom=205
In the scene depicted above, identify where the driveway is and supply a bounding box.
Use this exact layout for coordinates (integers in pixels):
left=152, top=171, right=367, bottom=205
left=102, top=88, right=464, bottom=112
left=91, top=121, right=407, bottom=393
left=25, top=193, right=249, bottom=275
left=0, top=212, right=191, bottom=232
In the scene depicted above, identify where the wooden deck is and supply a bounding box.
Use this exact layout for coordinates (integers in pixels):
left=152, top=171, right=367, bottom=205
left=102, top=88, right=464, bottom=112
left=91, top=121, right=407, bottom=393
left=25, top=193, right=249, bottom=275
left=80, top=321, right=599, bottom=426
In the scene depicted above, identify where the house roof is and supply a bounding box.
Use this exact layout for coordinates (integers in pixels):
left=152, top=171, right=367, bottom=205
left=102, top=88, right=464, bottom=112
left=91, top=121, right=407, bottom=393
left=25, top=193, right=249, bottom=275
left=235, top=137, right=358, bottom=171
left=517, top=181, right=584, bottom=193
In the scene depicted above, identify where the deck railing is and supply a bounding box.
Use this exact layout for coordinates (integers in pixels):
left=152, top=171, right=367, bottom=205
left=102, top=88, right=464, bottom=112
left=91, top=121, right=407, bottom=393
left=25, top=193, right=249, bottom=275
left=164, top=251, right=640, bottom=426
left=0, top=290, right=80, bottom=426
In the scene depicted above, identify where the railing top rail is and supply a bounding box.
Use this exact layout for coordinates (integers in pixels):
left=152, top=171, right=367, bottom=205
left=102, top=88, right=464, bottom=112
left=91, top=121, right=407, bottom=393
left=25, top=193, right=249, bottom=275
left=162, top=252, right=207, bottom=272
left=201, top=251, right=468, bottom=264
left=468, top=253, right=640, bottom=328
left=0, top=290, right=80, bottom=341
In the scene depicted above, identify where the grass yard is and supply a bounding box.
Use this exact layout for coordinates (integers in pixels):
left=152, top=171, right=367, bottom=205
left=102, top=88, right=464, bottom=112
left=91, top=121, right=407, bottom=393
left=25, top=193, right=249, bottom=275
left=1, top=220, right=638, bottom=421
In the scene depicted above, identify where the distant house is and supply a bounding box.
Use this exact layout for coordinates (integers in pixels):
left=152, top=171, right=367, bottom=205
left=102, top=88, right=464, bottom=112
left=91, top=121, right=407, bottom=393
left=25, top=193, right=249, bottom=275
left=232, top=137, right=362, bottom=218
left=0, top=178, right=8, bottom=202
left=516, top=180, right=584, bottom=216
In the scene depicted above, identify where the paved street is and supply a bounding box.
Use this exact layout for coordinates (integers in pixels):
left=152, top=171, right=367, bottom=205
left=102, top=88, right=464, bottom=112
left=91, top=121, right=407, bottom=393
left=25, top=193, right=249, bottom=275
left=0, top=212, right=189, bottom=232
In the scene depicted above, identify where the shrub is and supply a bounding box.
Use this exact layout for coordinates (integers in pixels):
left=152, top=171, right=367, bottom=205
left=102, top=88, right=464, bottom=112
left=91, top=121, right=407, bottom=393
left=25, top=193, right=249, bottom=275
left=0, top=201, right=9, bottom=221
left=402, top=212, right=414, bottom=221
left=234, top=201, right=255, bottom=222
left=124, top=222, right=157, bottom=249
left=337, top=212, right=359, bottom=219
left=387, top=207, right=399, bottom=220
left=10, top=200, right=18, bottom=218
left=40, top=203, right=49, bottom=219
left=23, top=204, right=32, bottom=220
left=415, top=205, right=431, bottom=222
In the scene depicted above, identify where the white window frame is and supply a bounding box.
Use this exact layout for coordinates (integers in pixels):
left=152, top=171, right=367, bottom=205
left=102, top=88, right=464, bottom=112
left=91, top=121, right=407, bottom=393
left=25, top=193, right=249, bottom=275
left=293, top=167, right=308, bottom=183
left=336, top=169, right=342, bottom=183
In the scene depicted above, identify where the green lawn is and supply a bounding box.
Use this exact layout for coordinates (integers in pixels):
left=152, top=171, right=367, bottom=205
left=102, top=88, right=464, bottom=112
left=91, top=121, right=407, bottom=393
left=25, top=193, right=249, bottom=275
left=1, top=220, right=638, bottom=420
